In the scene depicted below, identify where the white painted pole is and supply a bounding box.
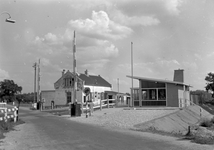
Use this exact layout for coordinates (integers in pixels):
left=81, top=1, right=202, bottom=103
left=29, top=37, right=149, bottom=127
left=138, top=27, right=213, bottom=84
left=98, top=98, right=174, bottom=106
left=73, top=31, right=77, bottom=104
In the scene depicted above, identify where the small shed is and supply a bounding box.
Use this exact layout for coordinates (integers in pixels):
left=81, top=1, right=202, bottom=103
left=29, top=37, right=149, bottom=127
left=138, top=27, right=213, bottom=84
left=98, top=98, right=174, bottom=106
left=127, top=69, right=191, bottom=107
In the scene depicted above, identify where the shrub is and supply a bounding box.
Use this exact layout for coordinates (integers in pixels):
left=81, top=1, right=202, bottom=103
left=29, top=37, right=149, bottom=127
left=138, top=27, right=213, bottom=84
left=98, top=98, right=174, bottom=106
left=200, top=119, right=213, bottom=127
left=210, top=117, right=214, bottom=124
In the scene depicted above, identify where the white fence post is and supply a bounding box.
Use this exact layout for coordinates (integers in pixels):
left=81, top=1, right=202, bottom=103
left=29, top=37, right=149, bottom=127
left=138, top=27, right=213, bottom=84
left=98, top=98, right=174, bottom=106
left=107, top=99, right=109, bottom=108
left=100, top=99, right=102, bottom=111
left=4, top=108, right=7, bottom=122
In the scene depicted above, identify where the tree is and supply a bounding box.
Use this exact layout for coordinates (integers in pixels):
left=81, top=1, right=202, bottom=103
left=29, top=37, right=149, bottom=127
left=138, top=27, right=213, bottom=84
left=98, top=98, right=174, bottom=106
left=0, top=79, right=22, bottom=102
left=205, top=72, right=214, bottom=96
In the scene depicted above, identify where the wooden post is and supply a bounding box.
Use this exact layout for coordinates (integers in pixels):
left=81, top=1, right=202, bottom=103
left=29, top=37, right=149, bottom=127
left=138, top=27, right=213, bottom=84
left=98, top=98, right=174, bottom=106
left=100, top=99, right=102, bottom=111
left=86, top=101, right=88, bottom=118
left=4, top=108, right=7, bottom=122
left=14, top=107, right=17, bottom=122
left=116, top=96, right=118, bottom=108
left=107, top=98, right=109, bottom=108
left=16, top=107, right=19, bottom=121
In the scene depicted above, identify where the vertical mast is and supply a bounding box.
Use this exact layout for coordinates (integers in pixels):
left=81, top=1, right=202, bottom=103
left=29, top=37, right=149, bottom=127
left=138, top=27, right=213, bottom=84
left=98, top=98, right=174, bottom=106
left=37, top=59, right=40, bottom=103
left=73, top=31, right=77, bottom=103
left=33, top=62, right=37, bottom=103
left=131, top=42, right=134, bottom=107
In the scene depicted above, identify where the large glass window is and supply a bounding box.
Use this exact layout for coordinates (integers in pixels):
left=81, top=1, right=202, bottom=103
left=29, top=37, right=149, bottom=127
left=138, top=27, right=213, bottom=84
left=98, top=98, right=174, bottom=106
left=158, top=89, right=166, bottom=100
left=142, top=90, right=148, bottom=100
left=142, top=89, right=159, bottom=100
left=149, top=89, right=156, bottom=100
left=133, top=89, right=139, bottom=100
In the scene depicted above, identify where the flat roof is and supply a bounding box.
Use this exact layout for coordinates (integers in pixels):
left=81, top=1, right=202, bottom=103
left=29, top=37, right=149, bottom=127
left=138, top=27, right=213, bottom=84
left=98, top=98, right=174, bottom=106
left=126, top=75, right=191, bottom=87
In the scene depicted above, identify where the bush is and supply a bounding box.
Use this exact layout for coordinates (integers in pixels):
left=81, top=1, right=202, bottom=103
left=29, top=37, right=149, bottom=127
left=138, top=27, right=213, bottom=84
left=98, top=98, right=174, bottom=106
left=200, top=119, right=213, bottom=127
left=210, top=117, right=214, bottom=124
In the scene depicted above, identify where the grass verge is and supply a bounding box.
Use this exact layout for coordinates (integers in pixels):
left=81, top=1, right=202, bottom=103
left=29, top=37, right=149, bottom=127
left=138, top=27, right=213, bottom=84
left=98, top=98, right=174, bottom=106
left=0, top=119, right=25, bottom=140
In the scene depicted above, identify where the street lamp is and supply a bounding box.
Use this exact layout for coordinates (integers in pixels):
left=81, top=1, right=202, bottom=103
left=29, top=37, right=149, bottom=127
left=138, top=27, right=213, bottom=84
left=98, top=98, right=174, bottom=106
left=1, top=12, right=16, bottom=23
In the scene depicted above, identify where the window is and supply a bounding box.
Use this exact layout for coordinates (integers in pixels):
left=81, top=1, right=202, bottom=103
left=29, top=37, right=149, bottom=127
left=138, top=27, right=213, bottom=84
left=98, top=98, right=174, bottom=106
left=142, top=89, right=157, bottom=100
left=66, top=92, right=71, bottom=103
left=142, top=90, right=148, bottom=100
left=108, top=95, right=113, bottom=99
left=149, top=89, right=156, bottom=100
left=158, top=89, right=166, bottom=100
left=133, top=89, right=139, bottom=100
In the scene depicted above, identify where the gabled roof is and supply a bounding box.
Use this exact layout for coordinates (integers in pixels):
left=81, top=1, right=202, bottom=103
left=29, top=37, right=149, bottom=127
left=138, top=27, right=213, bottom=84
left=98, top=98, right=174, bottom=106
left=54, top=70, right=82, bottom=85
left=126, top=75, right=191, bottom=87
left=79, top=73, right=111, bottom=88
left=54, top=70, right=111, bottom=88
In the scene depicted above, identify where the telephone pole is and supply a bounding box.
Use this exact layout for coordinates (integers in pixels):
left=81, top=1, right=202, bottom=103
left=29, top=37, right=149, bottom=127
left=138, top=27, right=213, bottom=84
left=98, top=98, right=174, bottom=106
left=37, top=59, right=40, bottom=103
left=117, top=78, right=119, bottom=93
left=131, top=42, right=134, bottom=107
left=32, top=62, right=37, bottom=104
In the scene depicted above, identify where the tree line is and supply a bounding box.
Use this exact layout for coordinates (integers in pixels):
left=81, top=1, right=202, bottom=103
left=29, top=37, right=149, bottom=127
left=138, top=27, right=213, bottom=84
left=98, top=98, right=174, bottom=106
left=0, top=72, right=213, bottom=104
left=0, top=79, right=35, bottom=103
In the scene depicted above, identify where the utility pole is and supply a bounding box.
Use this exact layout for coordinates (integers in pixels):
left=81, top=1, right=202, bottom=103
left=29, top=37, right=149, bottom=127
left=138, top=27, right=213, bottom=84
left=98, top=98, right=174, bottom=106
left=73, top=31, right=77, bottom=103
left=37, top=59, right=40, bottom=104
left=32, top=62, right=37, bottom=104
left=117, top=78, right=119, bottom=93
left=131, top=42, right=134, bottom=107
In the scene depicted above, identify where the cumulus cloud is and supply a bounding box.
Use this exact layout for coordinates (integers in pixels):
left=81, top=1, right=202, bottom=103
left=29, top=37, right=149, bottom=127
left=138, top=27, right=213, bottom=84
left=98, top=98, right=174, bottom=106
left=68, top=11, right=132, bottom=40
left=41, top=58, right=51, bottom=66
left=0, top=69, right=9, bottom=81
left=81, top=59, right=110, bottom=71
left=164, top=0, right=183, bottom=15
left=113, top=10, right=160, bottom=27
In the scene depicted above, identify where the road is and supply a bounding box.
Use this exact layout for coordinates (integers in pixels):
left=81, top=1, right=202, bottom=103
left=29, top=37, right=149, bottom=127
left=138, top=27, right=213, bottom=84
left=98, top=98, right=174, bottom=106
left=0, top=107, right=213, bottom=150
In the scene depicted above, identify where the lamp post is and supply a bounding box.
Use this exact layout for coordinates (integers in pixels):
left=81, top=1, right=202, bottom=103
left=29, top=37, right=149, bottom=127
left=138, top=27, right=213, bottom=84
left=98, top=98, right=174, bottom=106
left=1, top=12, right=16, bottom=23
left=131, top=42, right=134, bottom=107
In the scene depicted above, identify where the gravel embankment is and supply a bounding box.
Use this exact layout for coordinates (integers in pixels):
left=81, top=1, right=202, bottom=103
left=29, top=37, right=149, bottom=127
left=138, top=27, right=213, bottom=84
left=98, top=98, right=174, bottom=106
left=65, top=108, right=179, bottom=129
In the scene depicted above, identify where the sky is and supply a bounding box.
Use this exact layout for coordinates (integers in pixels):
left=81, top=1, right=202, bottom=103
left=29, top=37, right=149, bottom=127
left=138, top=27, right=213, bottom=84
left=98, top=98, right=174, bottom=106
left=0, top=0, right=214, bottom=94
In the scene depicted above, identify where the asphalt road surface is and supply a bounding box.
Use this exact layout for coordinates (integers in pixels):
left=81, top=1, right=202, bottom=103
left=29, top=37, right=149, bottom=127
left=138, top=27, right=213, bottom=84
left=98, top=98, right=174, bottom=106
left=1, top=107, right=213, bottom=150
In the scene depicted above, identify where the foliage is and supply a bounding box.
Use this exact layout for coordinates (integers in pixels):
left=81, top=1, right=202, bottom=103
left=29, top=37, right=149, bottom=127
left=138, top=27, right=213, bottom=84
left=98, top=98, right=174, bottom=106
left=211, top=117, right=214, bottom=124
left=83, top=87, right=91, bottom=96
left=200, top=118, right=213, bottom=128
left=190, top=90, right=212, bottom=104
left=0, top=79, right=22, bottom=102
left=17, top=92, right=36, bottom=103
left=205, top=72, right=214, bottom=96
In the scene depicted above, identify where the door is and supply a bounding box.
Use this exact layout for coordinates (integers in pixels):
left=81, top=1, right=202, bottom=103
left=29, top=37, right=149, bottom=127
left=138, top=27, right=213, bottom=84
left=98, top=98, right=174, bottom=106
left=178, top=90, right=184, bottom=108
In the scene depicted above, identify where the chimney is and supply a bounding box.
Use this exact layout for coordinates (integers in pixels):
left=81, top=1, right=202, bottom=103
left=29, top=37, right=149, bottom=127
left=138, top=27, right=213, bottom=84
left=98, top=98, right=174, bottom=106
left=62, top=69, right=65, bottom=76
left=85, top=69, right=88, bottom=76
left=173, top=69, right=184, bottom=83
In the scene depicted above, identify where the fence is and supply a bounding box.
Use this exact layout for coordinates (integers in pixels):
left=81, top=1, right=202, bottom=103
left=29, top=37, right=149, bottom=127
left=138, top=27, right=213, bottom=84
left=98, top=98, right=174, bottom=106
left=179, top=98, right=203, bottom=118
left=82, top=99, right=116, bottom=111
left=0, top=103, right=18, bottom=122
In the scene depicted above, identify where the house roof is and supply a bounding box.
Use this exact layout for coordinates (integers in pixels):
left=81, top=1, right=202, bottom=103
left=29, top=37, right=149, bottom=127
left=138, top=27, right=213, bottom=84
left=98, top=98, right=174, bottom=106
left=54, top=70, right=82, bottom=85
left=54, top=70, right=111, bottom=88
left=126, top=75, right=191, bottom=87
left=79, top=73, right=112, bottom=88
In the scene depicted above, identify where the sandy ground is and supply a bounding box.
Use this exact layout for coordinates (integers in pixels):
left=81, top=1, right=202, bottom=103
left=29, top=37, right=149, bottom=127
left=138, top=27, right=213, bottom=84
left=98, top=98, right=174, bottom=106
left=0, top=107, right=214, bottom=150
left=63, top=107, right=179, bottom=130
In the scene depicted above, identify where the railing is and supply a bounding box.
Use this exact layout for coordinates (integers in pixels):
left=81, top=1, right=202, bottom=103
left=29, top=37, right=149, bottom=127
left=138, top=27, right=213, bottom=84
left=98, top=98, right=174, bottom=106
left=0, top=106, right=18, bottom=122
left=0, top=102, right=7, bottom=109
left=179, top=98, right=204, bottom=118
left=82, top=99, right=116, bottom=111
